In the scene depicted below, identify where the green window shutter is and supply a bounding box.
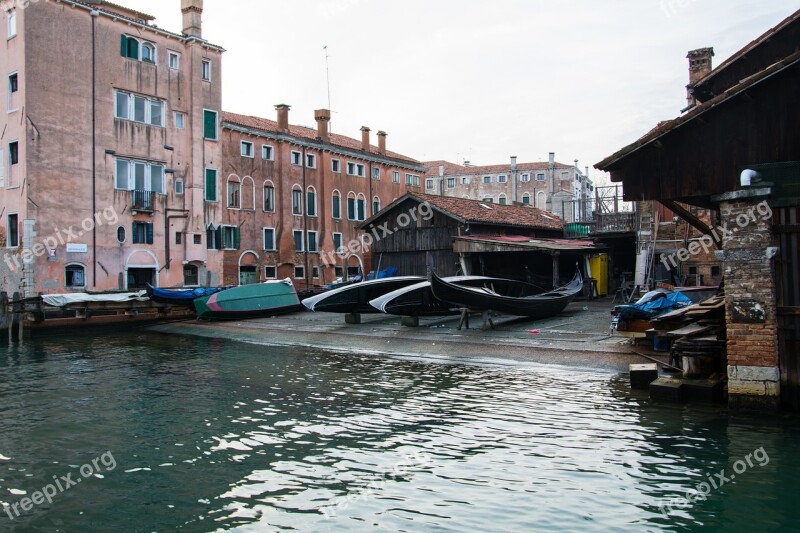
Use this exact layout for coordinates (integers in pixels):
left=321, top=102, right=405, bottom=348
left=205, top=169, right=217, bottom=201
left=348, top=198, right=355, bottom=220
left=132, top=222, right=139, bottom=244
left=145, top=223, right=154, bottom=244
left=233, top=227, right=241, bottom=249
left=120, top=35, right=128, bottom=57
left=203, top=110, right=217, bottom=140
left=127, top=38, right=138, bottom=60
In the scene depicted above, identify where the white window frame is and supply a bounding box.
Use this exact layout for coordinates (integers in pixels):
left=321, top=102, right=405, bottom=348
left=536, top=173, right=546, bottom=181
left=498, top=175, right=508, bottom=183
left=263, top=227, right=276, bottom=251
left=520, top=173, right=530, bottom=182
left=292, top=188, right=303, bottom=215
left=312, top=266, right=320, bottom=280
left=305, top=153, right=316, bottom=168
left=7, top=10, right=16, bottom=39
left=114, top=90, right=165, bottom=127
left=174, top=111, right=185, bottom=130
left=7, top=71, right=18, bottom=112
left=461, top=177, right=469, bottom=185
left=264, top=265, right=277, bottom=279
left=227, top=178, right=241, bottom=209
left=483, top=175, right=492, bottom=184
left=426, top=178, right=435, bottom=190
left=333, top=232, right=343, bottom=254
left=141, top=42, right=156, bottom=64
left=263, top=182, right=275, bottom=212
left=307, top=231, right=318, bottom=252
left=203, top=109, right=219, bottom=140
left=392, top=171, right=400, bottom=183
left=291, top=151, right=302, bottom=166
left=293, top=230, right=305, bottom=252
left=221, top=225, right=238, bottom=250
left=372, top=167, right=380, bottom=180
left=201, top=59, right=212, bottom=81
left=168, top=51, right=180, bottom=70
left=447, top=177, right=456, bottom=188
left=331, top=159, right=341, bottom=173
left=114, top=157, right=166, bottom=194
left=294, top=265, right=305, bottom=280
left=175, top=178, right=184, bottom=195
left=262, top=145, right=274, bottom=161
left=240, top=141, right=254, bottom=158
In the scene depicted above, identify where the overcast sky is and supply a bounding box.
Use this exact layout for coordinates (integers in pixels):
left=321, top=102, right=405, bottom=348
left=133, top=0, right=797, bottom=184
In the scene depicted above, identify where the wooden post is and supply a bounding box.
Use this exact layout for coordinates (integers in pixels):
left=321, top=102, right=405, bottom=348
left=551, top=252, right=560, bottom=289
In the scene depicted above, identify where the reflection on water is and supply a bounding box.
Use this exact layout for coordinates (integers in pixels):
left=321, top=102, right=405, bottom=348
left=0, top=332, right=798, bottom=531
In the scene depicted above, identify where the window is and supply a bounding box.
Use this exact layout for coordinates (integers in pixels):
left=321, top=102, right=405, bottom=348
left=332, top=191, right=341, bottom=219
left=203, top=110, right=218, bottom=140
left=333, top=232, right=343, bottom=254
left=307, top=187, right=317, bottom=217
left=520, top=173, right=530, bottom=182
left=120, top=35, right=156, bottom=63
left=292, top=188, right=302, bottom=215
left=263, top=183, right=275, bottom=212
left=132, top=222, right=154, bottom=244
left=184, top=265, right=198, bottom=286
left=141, top=42, right=156, bottom=63
left=392, top=171, right=400, bottom=183
left=117, top=227, right=126, bottom=243
left=312, top=266, right=320, bottom=280
left=307, top=231, right=318, bottom=252
left=335, top=267, right=344, bottom=278
left=293, top=230, right=304, bottom=252
left=447, top=178, right=456, bottom=188
left=168, top=51, right=180, bottom=70
left=114, top=91, right=165, bottom=127
left=9, top=141, right=18, bottom=167
left=426, top=178, right=435, bottom=190
left=194, top=234, right=202, bottom=245
left=201, top=59, right=212, bottom=81
left=175, top=179, right=184, bottom=195
left=536, top=173, right=546, bottom=181
left=498, top=195, right=507, bottom=205
left=0, top=148, right=4, bottom=187
left=461, top=177, right=469, bottom=185
left=205, top=168, right=217, bottom=201
left=498, top=175, right=508, bottom=183
left=265, top=266, right=277, bottom=279
left=65, top=265, right=85, bottom=289
left=305, top=153, right=316, bottom=168
left=263, top=228, right=276, bottom=251
left=347, top=193, right=356, bottom=221
left=222, top=225, right=239, bottom=250
left=262, top=145, right=274, bottom=160
left=7, top=214, right=18, bottom=247
left=356, top=195, right=366, bottom=221
left=7, top=11, right=16, bottom=38
left=405, top=174, right=420, bottom=187
left=483, top=176, right=492, bottom=184
left=227, top=179, right=241, bottom=208
left=176, top=232, right=182, bottom=245
left=114, top=158, right=166, bottom=194
left=372, top=196, right=381, bottom=214
left=294, top=265, right=305, bottom=279
left=522, top=193, right=531, bottom=205
left=174, top=112, right=185, bottom=129
left=241, top=141, right=254, bottom=158
left=372, top=167, right=380, bottom=180
left=291, top=151, right=301, bottom=166
left=331, top=159, right=341, bottom=173
left=561, top=171, right=570, bottom=180
left=347, top=162, right=365, bottom=177
left=483, top=197, right=493, bottom=203
left=8, top=72, right=18, bottom=110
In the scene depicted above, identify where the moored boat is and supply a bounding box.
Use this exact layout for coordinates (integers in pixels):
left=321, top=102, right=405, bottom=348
left=194, top=279, right=301, bottom=320
left=429, top=270, right=583, bottom=318
left=147, top=285, right=229, bottom=306
left=302, top=276, right=425, bottom=314
left=370, top=276, right=512, bottom=317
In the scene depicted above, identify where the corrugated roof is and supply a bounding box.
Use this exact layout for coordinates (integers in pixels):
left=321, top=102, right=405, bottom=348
left=423, top=160, right=573, bottom=177
left=359, top=192, right=564, bottom=231
left=222, top=111, right=422, bottom=166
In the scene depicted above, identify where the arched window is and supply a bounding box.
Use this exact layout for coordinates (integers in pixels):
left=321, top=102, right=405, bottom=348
left=536, top=191, right=547, bottom=210
left=356, top=193, right=367, bottom=221
left=227, top=174, right=241, bottom=209
left=307, top=186, right=318, bottom=217
left=522, top=193, right=531, bottom=206
left=292, top=185, right=303, bottom=215
left=332, top=190, right=342, bottom=219
left=242, top=176, right=255, bottom=210
left=372, top=196, right=381, bottom=215
left=263, top=180, right=275, bottom=212
left=498, top=194, right=507, bottom=205
left=141, top=42, right=156, bottom=63
left=65, top=264, right=86, bottom=289
left=347, top=192, right=357, bottom=221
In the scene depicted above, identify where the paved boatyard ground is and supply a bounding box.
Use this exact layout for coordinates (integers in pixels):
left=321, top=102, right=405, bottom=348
left=150, top=297, right=664, bottom=372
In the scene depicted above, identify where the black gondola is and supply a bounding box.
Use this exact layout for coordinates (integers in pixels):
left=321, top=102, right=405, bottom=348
left=301, top=276, right=425, bottom=314
left=429, top=270, right=583, bottom=318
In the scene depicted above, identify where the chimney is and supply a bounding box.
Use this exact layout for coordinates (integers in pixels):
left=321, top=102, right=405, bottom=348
left=315, top=109, right=331, bottom=142
left=686, top=47, right=714, bottom=107
left=276, top=104, right=290, bottom=133
left=377, top=131, right=387, bottom=155
left=181, top=0, right=203, bottom=38
left=360, top=126, right=371, bottom=152
left=548, top=152, right=555, bottom=194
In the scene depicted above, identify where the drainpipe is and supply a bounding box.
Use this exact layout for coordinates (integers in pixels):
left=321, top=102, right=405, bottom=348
left=91, top=9, right=99, bottom=287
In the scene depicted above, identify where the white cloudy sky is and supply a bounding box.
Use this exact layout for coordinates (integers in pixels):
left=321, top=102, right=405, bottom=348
left=133, top=0, right=797, bottom=183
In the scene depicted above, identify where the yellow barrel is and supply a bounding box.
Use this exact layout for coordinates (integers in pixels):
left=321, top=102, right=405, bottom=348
left=589, top=254, right=609, bottom=296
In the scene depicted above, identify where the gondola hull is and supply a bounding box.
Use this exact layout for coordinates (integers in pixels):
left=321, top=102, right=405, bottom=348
left=194, top=279, right=301, bottom=320
left=429, top=271, right=583, bottom=318
left=302, top=276, right=425, bottom=314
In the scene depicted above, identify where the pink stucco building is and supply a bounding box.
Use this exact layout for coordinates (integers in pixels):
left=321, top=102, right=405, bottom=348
left=0, top=0, right=223, bottom=295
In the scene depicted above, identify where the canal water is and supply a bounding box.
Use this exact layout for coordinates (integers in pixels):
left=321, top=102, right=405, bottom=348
left=0, top=332, right=798, bottom=532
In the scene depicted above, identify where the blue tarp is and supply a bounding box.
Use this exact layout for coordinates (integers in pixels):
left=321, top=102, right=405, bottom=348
left=615, top=290, right=693, bottom=320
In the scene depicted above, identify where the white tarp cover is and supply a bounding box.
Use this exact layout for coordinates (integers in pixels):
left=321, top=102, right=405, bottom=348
left=42, top=291, right=149, bottom=308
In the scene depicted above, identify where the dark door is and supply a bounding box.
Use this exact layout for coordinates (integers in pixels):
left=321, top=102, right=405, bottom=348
left=775, top=205, right=800, bottom=411
left=128, top=268, right=155, bottom=290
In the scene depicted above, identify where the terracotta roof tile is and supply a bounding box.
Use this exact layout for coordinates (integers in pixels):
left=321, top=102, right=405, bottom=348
left=422, top=160, right=573, bottom=177
left=221, top=111, right=422, bottom=166
left=410, top=192, right=564, bottom=230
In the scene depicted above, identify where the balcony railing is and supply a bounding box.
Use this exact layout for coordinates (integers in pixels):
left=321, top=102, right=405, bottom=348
left=132, top=190, right=155, bottom=212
